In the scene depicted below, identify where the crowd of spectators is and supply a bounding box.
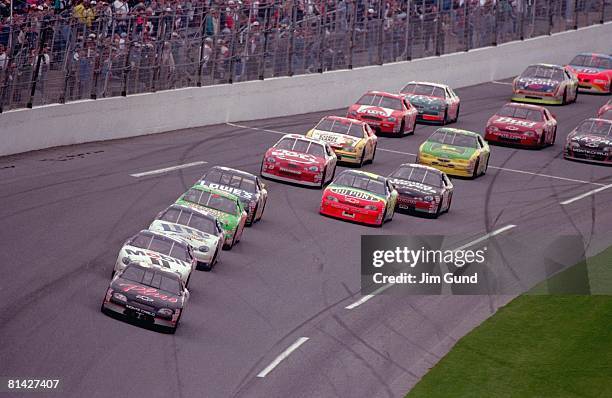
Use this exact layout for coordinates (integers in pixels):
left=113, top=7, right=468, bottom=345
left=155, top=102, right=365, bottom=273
left=0, top=0, right=603, bottom=109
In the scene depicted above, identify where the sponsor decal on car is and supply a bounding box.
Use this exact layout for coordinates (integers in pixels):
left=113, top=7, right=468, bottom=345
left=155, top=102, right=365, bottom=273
left=118, top=283, right=179, bottom=303
left=494, top=117, right=538, bottom=128
left=125, top=248, right=189, bottom=268
left=330, top=187, right=381, bottom=202
left=271, top=149, right=319, bottom=163
left=357, top=105, right=393, bottom=117
left=200, top=182, right=254, bottom=200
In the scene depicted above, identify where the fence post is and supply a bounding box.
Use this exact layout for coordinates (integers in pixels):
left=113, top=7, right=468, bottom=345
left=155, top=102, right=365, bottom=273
left=547, top=0, right=553, bottom=35
left=573, top=0, right=579, bottom=29
left=405, top=0, right=413, bottom=60
left=318, top=6, right=327, bottom=73
left=121, top=38, right=133, bottom=96
left=287, top=3, right=297, bottom=77
left=259, top=5, right=271, bottom=79
left=347, top=2, right=357, bottom=69
left=197, top=11, right=207, bottom=87
left=465, top=0, right=470, bottom=50
left=519, top=0, right=524, bottom=40
left=600, top=0, right=606, bottom=23
left=492, top=1, right=498, bottom=46
left=377, top=0, right=385, bottom=64
left=27, top=25, right=49, bottom=108
left=434, top=7, right=441, bottom=55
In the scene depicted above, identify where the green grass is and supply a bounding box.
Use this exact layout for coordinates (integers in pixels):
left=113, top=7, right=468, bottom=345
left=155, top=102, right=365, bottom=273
left=407, top=247, right=612, bottom=398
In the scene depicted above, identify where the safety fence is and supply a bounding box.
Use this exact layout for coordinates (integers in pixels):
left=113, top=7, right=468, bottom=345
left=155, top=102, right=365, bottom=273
left=0, top=0, right=610, bottom=112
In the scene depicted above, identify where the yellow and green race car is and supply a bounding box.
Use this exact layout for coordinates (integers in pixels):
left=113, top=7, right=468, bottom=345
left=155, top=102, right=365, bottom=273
left=417, top=128, right=490, bottom=179
left=305, top=116, right=378, bottom=166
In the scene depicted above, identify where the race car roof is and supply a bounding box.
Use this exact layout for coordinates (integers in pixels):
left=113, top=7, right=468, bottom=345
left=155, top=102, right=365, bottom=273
left=500, top=102, right=546, bottom=111
left=186, top=183, right=241, bottom=201
left=278, top=133, right=328, bottom=146
left=364, top=90, right=403, bottom=99
left=576, top=52, right=612, bottom=60
left=134, top=229, right=191, bottom=247
left=396, top=162, right=445, bottom=175
left=434, top=127, right=481, bottom=137
left=321, top=115, right=367, bottom=126
left=340, top=169, right=387, bottom=181
left=528, top=63, right=564, bottom=70
left=207, top=165, right=257, bottom=180
left=402, top=81, right=449, bottom=89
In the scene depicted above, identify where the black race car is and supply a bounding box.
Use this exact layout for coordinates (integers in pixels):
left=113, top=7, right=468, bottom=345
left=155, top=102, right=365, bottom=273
left=101, top=263, right=189, bottom=334
left=198, top=166, right=268, bottom=226
left=564, top=118, right=612, bottom=165
left=388, top=163, right=454, bottom=218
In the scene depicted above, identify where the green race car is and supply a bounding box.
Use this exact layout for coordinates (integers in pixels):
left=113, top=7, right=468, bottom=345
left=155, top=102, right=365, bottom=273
left=417, top=128, right=490, bottom=178
left=176, top=184, right=247, bottom=249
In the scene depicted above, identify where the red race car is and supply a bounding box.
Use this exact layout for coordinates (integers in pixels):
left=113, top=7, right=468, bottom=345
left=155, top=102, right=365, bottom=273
left=260, top=134, right=337, bottom=188
left=566, top=53, right=612, bottom=94
left=347, top=91, right=417, bottom=135
left=598, top=99, right=612, bottom=120
left=485, top=103, right=557, bottom=148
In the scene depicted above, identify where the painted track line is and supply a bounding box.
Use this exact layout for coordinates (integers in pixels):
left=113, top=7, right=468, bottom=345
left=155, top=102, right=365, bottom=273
left=560, top=183, right=612, bottom=205
left=345, top=225, right=517, bottom=310
left=491, top=80, right=513, bottom=86
left=129, top=161, right=207, bottom=178
left=226, top=123, right=603, bottom=186
left=256, top=337, right=310, bottom=378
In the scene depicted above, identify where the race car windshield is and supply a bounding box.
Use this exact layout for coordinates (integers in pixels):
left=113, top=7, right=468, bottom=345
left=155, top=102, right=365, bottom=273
left=204, top=169, right=257, bottom=193
left=391, top=166, right=443, bottom=188
left=275, top=138, right=325, bottom=157
left=315, top=118, right=364, bottom=138
left=160, top=208, right=217, bottom=234
left=335, top=173, right=386, bottom=196
left=428, top=130, right=479, bottom=148
left=569, top=55, right=612, bottom=69
left=575, top=120, right=612, bottom=136
left=521, top=66, right=564, bottom=81
left=356, top=94, right=403, bottom=110
left=183, top=189, right=238, bottom=215
left=497, top=106, right=543, bottom=121
left=121, top=266, right=182, bottom=296
left=129, top=232, right=191, bottom=263
left=401, top=84, right=446, bottom=98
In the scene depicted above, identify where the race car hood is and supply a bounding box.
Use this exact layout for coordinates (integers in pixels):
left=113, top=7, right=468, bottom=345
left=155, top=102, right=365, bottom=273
left=355, top=105, right=397, bottom=118
left=309, top=129, right=359, bottom=149
left=267, top=148, right=323, bottom=166
left=149, top=220, right=220, bottom=251
left=120, top=245, right=191, bottom=279
left=328, top=185, right=387, bottom=204
left=569, top=133, right=612, bottom=150
left=111, top=278, right=183, bottom=310
left=199, top=181, right=256, bottom=203
left=403, top=94, right=444, bottom=108
left=489, top=116, right=542, bottom=131
left=515, top=77, right=560, bottom=92
left=390, top=178, right=443, bottom=197
left=175, top=201, right=239, bottom=232
left=421, top=142, right=477, bottom=160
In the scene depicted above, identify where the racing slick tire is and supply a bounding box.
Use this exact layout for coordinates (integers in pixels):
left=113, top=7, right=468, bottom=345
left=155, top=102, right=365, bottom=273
left=445, top=194, right=453, bottom=213
left=454, top=104, right=460, bottom=122
left=167, top=314, right=181, bottom=334
left=442, top=109, right=449, bottom=125
left=400, top=120, right=406, bottom=136
left=472, top=157, right=481, bottom=179
left=432, top=203, right=442, bottom=219
left=539, top=133, right=546, bottom=148
left=573, top=89, right=578, bottom=103
left=551, top=127, right=557, bottom=146
left=258, top=200, right=266, bottom=222
left=562, top=88, right=568, bottom=105
left=483, top=157, right=489, bottom=175
left=378, top=209, right=387, bottom=227
left=319, top=167, right=328, bottom=189
left=358, top=150, right=365, bottom=167
left=370, top=144, right=377, bottom=163
left=247, top=204, right=258, bottom=227
left=409, top=118, right=416, bottom=135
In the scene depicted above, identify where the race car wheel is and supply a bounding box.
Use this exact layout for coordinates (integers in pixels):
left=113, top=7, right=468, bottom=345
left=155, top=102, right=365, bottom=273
left=445, top=193, right=453, bottom=213
left=409, top=118, right=416, bottom=135
left=400, top=120, right=406, bottom=136
left=483, top=157, right=489, bottom=175
left=247, top=204, right=258, bottom=226
left=573, top=89, right=578, bottom=103
left=562, top=88, right=567, bottom=105
left=454, top=104, right=461, bottom=122
left=378, top=210, right=387, bottom=227
left=168, top=314, right=181, bottom=334
left=551, top=128, right=557, bottom=145
left=319, top=167, right=327, bottom=189
left=442, top=109, right=449, bottom=125
left=472, top=157, right=481, bottom=179
left=432, top=203, right=442, bottom=219
left=539, top=133, right=546, bottom=148
left=358, top=150, right=365, bottom=167
left=111, top=269, right=116, bottom=279
left=258, top=200, right=266, bottom=221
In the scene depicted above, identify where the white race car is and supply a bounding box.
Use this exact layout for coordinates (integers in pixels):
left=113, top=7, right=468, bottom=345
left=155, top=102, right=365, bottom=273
left=150, top=204, right=225, bottom=271
left=114, top=230, right=196, bottom=286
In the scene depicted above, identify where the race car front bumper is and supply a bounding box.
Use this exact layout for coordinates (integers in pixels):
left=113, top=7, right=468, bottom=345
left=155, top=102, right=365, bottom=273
left=193, top=248, right=215, bottom=268
left=261, top=168, right=323, bottom=187
left=354, top=116, right=401, bottom=134
left=320, top=201, right=383, bottom=226
left=396, top=196, right=438, bottom=214
left=485, top=132, right=541, bottom=148
left=511, top=92, right=563, bottom=105
left=577, top=78, right=610, bottom=93
left=564, top=148, right=612, bottom=164
left=102, top=300, right=178, bottom=329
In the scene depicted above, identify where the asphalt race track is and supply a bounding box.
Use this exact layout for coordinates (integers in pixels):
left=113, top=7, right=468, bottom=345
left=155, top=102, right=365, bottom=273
left=1, top=81, right=611, bottom=398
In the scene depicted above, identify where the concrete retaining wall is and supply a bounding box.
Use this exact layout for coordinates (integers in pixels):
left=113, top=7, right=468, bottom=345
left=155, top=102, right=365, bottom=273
left=1, top=22, right=611, bottom=157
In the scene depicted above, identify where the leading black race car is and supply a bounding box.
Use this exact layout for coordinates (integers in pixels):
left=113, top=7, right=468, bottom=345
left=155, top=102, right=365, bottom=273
left=198, top=166, right=268, bottom=226
left=101, top=263, right=189, bottom=334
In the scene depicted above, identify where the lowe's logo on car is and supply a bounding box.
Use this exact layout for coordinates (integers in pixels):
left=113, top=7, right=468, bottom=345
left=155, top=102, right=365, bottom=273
left=203, top=182, right=254, bottom=200
left=331, top=187, right=378, bottom=202
left=495, top=117, right=537, bottom=128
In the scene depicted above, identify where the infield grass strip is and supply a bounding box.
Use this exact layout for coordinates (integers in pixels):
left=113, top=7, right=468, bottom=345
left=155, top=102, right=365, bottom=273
left=406, top=247, right=612, bottom=398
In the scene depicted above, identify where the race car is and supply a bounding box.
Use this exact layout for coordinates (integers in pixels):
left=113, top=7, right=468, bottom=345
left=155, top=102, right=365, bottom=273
left=150, top=204, right=224, bottom=271
left=566, top=53, right=612, bottom=94
left=261, top=134, right=337, bottom=188
left=563, top=118, right=612, bottom=165
left=101, top=263, right=189, bottom=334
left=512, top=63, right=578, bottom=105
left=485, top=103, right=557, bottom=148
left=417, top=128, right=490, bottom=178
left=198, top=166, right=267, bottom=226
left=388, top=163, right=454, bottom=218
left=305, top=116, right=378, bottom=166
left=176, top=184, right=247, bottom=249
left=320, top=170, right=398, bottom=226
left=113, top=229, right=195, bottom=285
left=347, top=91, right=417, bottom=135
left=399, top=81, right=460, bottom=124
left=598, top=99, right=612, bottom=120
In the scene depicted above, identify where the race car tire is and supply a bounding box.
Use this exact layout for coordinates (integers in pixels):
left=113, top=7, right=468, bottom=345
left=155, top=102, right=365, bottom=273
left=168, top=314, right=181, bottom=334
left=573, top=89, right=578, bottom=103
left=186, top=273, right=191, bottom=287
left=562, top=88, right=567, bottom=105
left=378, top=210, right=387, bottom=227
left=442, top=109, right=449, bottom=125
left=483, top=157, right=489, bottom=175
left=454, top=104, right=461, bottom=122
left=539, top=133, right=546, bottom=148
left=432, top=203, right=442, bottom=219
left=358, top=150, right=365, bottom=167
left=370, top=144, right=377, bottom=163
left=258, top=200, right=266, bottom=222
left=330, top=165, right=336, bottom=183
left=247, top=204, right=258, bottom=226
left=445, top=193, right=453, bottom=213
left=319, top=167, right=327, bottom=189
left=472, top=157, right=481, bottom=179
left=551, top=127, right=557, bottom=145
left=400, top=120, right=406, bottom=135
left=111, top=269, right=116, bottom=279
left=409, top=118, right=416, bottom=135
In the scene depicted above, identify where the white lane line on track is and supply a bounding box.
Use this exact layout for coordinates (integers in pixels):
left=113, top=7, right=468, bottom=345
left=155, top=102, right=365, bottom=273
left=226, top=123, right=603, bottom=186
left=560, top=183, right=612, bottom=205
left=257, top=337, right=310, bottom=378
left=129, top=161, right=208, bottom=178
left=491, top=80, right=513, bottom=86
left=344, top=224, right=517, bottom=310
